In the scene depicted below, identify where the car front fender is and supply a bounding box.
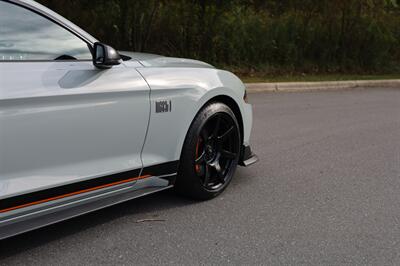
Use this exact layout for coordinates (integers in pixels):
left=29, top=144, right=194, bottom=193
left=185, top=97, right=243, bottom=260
left=136, top=67, right=253, bottom=169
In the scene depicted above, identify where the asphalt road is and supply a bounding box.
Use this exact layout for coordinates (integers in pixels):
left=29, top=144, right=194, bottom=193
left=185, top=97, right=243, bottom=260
left=1, top=88, right=400, bottom=265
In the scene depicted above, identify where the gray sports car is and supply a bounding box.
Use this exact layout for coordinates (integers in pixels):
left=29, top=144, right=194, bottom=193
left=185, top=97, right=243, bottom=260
left=0, top=0, right=258, bottom=239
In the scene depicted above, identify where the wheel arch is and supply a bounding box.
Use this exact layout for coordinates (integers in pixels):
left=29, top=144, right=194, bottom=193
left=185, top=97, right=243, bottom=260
left=178, top=94, right=244, bottom=169
left=175, top=93, right=244, bottom=196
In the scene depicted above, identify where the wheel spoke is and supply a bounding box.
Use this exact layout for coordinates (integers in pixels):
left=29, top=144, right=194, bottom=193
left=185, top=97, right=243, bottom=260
left=218, top=126, right=234, bottom=141
left=195, top=151, right=205, bottom=163
left=201, top=129, right=210, bottom=142
left=203, top=165, right=211, bottom=186
left=212, top=115, right=222, bottom=139
left=221, top=149, right=237, bottom=159
left=212, top=161, right=225, bottom=183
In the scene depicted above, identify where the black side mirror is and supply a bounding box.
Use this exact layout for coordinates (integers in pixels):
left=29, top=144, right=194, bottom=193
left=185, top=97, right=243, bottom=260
left=93, top=42, right=122, bottom=69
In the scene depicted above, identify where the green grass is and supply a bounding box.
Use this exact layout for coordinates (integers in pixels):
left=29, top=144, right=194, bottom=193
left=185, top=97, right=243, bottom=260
left=240, top=74, right=400, bottom=83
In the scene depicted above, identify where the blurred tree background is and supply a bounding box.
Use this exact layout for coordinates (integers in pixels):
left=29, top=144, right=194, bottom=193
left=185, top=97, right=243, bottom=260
left=38, top=0, right=400, bottom=76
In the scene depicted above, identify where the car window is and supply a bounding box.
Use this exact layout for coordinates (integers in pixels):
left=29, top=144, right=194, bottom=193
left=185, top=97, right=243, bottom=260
left=0, top=1, right=92, bottom=61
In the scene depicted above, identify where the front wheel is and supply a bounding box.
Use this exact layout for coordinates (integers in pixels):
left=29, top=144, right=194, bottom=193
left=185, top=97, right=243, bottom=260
left=175, top=102, right=241, bottom=200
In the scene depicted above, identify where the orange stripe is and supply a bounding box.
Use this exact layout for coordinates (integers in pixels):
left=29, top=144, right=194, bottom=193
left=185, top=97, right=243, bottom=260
left=0, top=175, right=151, bottom=213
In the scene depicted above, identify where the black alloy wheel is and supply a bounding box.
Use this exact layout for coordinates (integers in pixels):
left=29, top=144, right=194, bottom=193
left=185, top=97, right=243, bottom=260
left=194, top=112, right=240, bottom=190
left=176, top=102, right=241, bottom=200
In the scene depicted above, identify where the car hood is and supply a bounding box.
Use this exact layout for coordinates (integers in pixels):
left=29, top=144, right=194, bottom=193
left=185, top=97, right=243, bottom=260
left=119, top=51, right=214, bottom=69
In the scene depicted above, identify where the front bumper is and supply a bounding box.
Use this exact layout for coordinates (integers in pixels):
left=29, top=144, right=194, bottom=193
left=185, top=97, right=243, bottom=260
left=239, top=145, right=259, bottom=167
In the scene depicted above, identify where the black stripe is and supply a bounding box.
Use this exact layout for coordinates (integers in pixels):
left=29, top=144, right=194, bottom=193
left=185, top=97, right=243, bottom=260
left=0, top=161, right=179, bottom=212
left=141, top=160, right=179, bottom=177
left=0, top=168, right=141, bottom=211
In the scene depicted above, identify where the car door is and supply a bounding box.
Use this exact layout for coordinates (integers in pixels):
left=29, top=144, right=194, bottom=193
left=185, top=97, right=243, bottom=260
left=0, top=1, right=150, bottom=203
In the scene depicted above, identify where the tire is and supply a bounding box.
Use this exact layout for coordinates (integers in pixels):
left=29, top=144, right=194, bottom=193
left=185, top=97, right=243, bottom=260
left=175, top=102, right=241, bottom=200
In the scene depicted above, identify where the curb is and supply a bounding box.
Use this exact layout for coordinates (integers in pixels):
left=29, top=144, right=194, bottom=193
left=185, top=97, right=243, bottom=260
left=245, top=79, right=400, bottom=93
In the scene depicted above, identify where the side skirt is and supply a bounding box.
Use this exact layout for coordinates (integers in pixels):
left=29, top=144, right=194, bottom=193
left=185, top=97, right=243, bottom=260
left=0, top=161, right=178, bottom=240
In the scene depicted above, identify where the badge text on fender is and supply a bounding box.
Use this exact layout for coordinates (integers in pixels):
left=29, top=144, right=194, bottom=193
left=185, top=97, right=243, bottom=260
left=155, top=100, right=172, bottom=113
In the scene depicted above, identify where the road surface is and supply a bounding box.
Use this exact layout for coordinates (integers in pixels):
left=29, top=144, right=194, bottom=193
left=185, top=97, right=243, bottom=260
left=1, top=88, right=400, bottom=265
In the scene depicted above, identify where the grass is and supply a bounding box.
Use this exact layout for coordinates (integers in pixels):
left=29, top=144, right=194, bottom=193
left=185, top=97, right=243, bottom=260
left=239, top=74, right=400, bottom=83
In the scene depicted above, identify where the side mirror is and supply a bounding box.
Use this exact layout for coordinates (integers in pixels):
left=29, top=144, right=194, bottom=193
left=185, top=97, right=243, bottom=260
left=93, top=42, right=122, bottom=69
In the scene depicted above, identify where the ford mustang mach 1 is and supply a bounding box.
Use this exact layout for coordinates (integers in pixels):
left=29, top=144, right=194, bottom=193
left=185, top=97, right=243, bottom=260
left=0, top=0, right=258, bottom=239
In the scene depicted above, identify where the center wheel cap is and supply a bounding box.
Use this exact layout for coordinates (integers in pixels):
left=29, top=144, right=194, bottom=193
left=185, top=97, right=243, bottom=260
left=205, top=144, right=216, bottom=162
